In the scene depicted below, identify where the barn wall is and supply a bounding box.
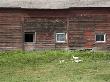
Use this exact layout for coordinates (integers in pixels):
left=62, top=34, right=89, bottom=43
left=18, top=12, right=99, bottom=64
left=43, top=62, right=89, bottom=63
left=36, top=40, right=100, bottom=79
left=23, top=10, right=68, bottom=50
left=0, top=8, right=110, bottom=51
left=0, top=9, right=69, bottom=51
left=0, top=9, right=23, bottom=50
left=68, top=9, right=110, bottom=50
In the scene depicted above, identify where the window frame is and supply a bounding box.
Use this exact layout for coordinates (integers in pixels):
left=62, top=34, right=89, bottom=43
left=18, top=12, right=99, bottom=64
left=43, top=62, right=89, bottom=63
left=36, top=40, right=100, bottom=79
left=56, top=32, right=67, bottom=43
left=24, top=32, right=36, bottom=43
left=95, top=33, right=106, bottom=43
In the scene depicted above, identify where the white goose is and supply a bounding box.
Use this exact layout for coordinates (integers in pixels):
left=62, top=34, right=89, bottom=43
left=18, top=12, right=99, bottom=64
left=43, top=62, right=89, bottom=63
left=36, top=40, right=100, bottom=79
left=72, top=56, right=83, bottom=63
left=74, top=59, right=82, bottom=63
left=72, top=56, right=79, bottom=60
left=59, top=60, right=65, bottom=63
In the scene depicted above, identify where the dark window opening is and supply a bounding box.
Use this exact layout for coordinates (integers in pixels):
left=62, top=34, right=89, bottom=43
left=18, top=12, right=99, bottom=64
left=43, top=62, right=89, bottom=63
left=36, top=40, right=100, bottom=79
left=25, top=32, right=35, bottom=42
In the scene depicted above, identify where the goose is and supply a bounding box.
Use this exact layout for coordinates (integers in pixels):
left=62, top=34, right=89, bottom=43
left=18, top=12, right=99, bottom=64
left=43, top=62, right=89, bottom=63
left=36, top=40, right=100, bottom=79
left=59, top=60, right=65, bottom=63
left=72, top=56, right=79, bottom=60
left=74, top=59, right=82, bottom=63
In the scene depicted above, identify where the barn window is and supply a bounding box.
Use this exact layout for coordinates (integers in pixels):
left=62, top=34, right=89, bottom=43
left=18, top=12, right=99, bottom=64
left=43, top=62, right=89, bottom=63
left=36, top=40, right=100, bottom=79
left=24, top=32, right=36, bottom=43
left=56, top=33, right=67, bottom=43
left=96, top=33, right=106, bottom=42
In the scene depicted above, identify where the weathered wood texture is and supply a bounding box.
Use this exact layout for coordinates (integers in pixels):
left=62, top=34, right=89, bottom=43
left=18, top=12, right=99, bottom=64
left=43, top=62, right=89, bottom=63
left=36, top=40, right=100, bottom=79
left=68, top=9, right=110, bottom=50
left=0, top=10, right=23, bottom=50
left=0, top=8, right=110, bottom=50
left=24, top=17, right=67, bottom=50
left=20, top=9, right=68, bottom=50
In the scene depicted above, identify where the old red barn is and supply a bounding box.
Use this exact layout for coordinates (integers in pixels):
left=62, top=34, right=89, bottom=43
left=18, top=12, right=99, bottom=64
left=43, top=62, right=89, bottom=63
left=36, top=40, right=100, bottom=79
left=0, top=0, right=110, bottom=51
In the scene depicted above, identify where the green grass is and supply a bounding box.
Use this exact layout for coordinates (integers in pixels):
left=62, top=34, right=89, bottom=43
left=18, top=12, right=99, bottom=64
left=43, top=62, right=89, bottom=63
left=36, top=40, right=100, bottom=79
left=0, top=50, right=110, bottom=82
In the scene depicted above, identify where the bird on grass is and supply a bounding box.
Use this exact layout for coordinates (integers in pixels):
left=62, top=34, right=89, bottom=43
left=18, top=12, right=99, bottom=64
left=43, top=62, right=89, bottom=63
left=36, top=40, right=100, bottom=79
left=59, top=60, right=65, bottom=63
left=72, top=56, right=83, bottom=63
left=74, top=59, right=83, bottom=63
left=72, top=56, right=79, bottom=60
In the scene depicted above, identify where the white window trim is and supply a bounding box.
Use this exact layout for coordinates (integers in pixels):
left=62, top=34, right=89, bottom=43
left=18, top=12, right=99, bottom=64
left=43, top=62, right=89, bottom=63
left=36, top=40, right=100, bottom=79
left=56, top=33, right=67, bottom=43
left=95, top=33, right=106, bottom=43
left=24, top=32, right=36, bottom=43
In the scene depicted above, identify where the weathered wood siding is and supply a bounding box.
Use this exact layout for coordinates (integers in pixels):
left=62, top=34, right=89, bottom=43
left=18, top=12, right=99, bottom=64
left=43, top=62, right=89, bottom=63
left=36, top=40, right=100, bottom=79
left=0, top=8, right=110, bottom=51
left=68, top=9, right=110, bottom=50
left=22, top=10, right=68, bottom=50
left=24, top=17, right=67, bottom=49
left=0, top=9, right=23, bottom=50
